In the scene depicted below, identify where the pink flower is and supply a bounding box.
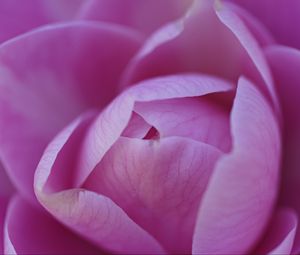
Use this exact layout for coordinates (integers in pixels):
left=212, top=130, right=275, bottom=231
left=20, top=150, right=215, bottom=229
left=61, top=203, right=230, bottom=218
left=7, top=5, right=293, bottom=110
left=0, top=0, right=298, bottom=254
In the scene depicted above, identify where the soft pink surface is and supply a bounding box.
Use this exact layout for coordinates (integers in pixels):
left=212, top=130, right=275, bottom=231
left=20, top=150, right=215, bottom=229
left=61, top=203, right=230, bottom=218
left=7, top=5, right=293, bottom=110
left=4, top=196, right=101, bottom=254
left=256, top=208, right=298, bottom=254
left=228, top=0, right=300, bottom=49
left=0, top=196, right=9, bottom=254
left=0, top=0, right=84, bottom=43
left=192, top=77, right=281, bottom=254
left=79, top=0, right=192, bottom=36
left=121, top=1, right=278, bottom=113
left=0, top=22, right=141, bottom=203
left=133, top=97, right=231, bottom=152
left=266, top=46, right=300, bottom=253
left=34, top=74, right=233, bottom=254
left=85, top=137, right=221, bottom=254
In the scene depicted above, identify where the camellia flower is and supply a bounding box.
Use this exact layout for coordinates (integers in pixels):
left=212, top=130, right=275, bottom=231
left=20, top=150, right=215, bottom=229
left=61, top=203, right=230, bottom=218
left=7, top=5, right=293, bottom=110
left=0, top=0, right=299, bottom=254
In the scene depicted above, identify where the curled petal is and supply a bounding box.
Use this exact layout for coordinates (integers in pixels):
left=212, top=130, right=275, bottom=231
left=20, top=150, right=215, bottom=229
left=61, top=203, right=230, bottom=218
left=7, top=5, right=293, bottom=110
left=192, top=77, right=281, bottom=254
left=0, top=0, right=85, bottom=43
left=34, top=114, right=165, bottom=254
left=35, top=74, right=233, bottom=253
left=227, top=0, right=300, bottom=49
left=4, top=196, right=101, bottom=254
left=0, top=22, right=142, bottom=202
left=85, top=137, right=222, bottom=253
left=255, top=208, right=298, bottom=255
left=78, top=0, right=192, bottom=36
left=266, top=46, right=300, bottom=254
left=76, top=74, right=233, bottom=187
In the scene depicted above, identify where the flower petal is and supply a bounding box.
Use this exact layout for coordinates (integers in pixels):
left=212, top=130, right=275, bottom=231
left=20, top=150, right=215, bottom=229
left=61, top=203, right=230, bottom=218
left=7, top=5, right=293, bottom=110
left=266, top=46, right=300, bottom=254
left=121, top=1, right=278, bottom=113
left=134, top=96, right=232, bottom=152
left=76, top=74, right=233, bottom=188
left=255, top=208, right=298, bottom=255
left=84, top=136, right=222, bottom=254
left=0, top=0, right=84, bottom=43
left=0, top=196, right=10, bottom=254
left=216, top=1, right=279, bottom=113
left=0, top=164, right=14, bottom=197
left=0, top=22, right=142, bottom=202
left=34, top=115, right=165, bottom=254
left=4, top=196, right=101, bottom=254
left=35, top=74, right=233, bottom=254
left=227, top=0, right=300, bottom=49
left=192, top=77, right=281, bottom=254
left=222, top=2, right=274, bottom=47
left=78, top=0, right=192, bottom=36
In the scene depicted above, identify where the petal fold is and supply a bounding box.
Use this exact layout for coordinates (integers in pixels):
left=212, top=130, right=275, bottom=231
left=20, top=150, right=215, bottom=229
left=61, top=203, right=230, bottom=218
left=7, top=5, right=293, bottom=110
left=0, top=22, right=141, bottom=202
left=255, top=208, right=298, bottom=255
left=266, top=46, right=300, bottom=254
left=78, top=0, right=192, bottom=36
left=227, top=0, right=300, bottom=49
left=4, top=196, right=101, bottom=254
left=192, top=77, right=281, bottom=254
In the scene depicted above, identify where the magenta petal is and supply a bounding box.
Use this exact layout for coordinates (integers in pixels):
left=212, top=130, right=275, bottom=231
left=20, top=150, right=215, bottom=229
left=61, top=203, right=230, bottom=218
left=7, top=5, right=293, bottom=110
left=34, top=116, right=165, bottom=254
left=227, top=0, right=300, bottom=49
left=121, top=1, right=249, bottom=87
left=78, top=0, right=192, bottom=36
left=4, top=196, right=101, bottom=254
left=223, top=2, right=274, bottom=47
left=0, top=22, right=141, bottom=202
left=34, top=74, right=233, bottom=254
left=266, top=46, right=300, bottom=254
left=0, top=164, right=14, bottom=197
left=0, top=196, right=10, bottom=254
left=85, top=137, right=222, bottom=254
left=0, top=0, right=85, bottom=43
left=76, top=74, right=233, bottom=187
left=121, top=112, right=152, bottom=139
left=121, top=1, right=278, bottom=113
left=216, top=1, right=279, bottom=113
left=134, top=97, right=231, bottom=152
left=255, top=208, right=298, bottom=255
left=192, top=77, right=281, bottom=254
left=0, top=0, right=49, bottom=43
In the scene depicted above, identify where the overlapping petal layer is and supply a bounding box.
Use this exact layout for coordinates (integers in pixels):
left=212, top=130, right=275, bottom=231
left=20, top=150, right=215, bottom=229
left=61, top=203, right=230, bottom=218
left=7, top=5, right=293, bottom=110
left=34, top=74, right=233, bottom=254
left=0, top=22, right=142, bottom=202
left=78, top=0, right=192, bottom=36
left=4, top=196, right=101, bottom=254
left=266, top=46, right=300, bottom=253
left=192, top=77, right=281, bottom=254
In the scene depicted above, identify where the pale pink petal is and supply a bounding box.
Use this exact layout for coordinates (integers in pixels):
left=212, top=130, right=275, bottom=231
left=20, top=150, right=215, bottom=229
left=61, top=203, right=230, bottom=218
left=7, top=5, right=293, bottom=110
left=78, top=0, right=192, bottom=36
left=34, top=74, right=233, bottom=254
left=42, top=0, right=85, bottom=21
left=0, top=164, right=14, bottom=197
left=34, top=115, right=165, bottom=254
left=192, top=77, right=281, bottom=254
left=223, top=2, right=274, bottom=47
left=121, top=1, right=278, bottom=113
left=255, top=208, right=298, bottom=255
left=121, top=112, right=152, bottom=139
left=0, top=22, right=142, bottom=202
left=266, top=46, right=300, bottom=254
left=134, top=96, right=232, bottom=152
left=227, top=0, right=300, bottom=49
left=85, top=137, right=222, bottom=254
left=0, top=0, right=85, bottom=43
left=216, top=1, right=279, bottom=113
left=76, top=74, right=233, bottom=188
left=0, top=196, right=10, bottom=254
left=4, top=196, right=102, bottom=254
left=121, top=1, right=247, bottom=86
